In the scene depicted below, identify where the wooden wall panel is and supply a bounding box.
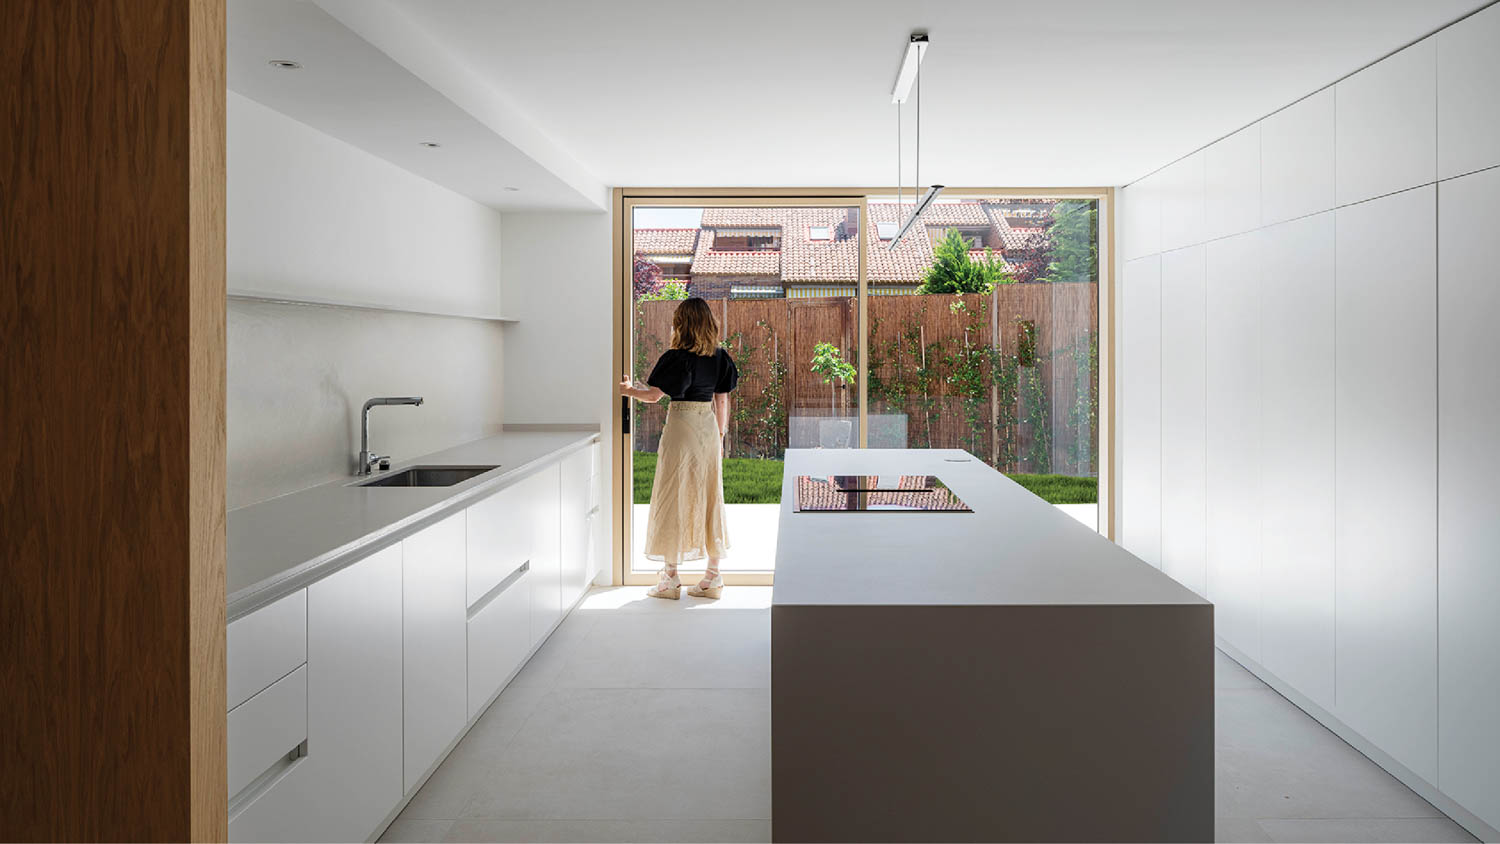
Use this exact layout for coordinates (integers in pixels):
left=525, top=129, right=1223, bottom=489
left=0, top=0, right=227, bottom=840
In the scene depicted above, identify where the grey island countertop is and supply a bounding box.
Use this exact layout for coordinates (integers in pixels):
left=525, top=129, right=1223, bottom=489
left=227, top=425, right=600, bottom=620
left=773, top=447, right=1207, bottom=608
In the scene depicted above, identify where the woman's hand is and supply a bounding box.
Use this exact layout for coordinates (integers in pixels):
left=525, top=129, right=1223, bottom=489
left=621, top=375, right=666, bottom=404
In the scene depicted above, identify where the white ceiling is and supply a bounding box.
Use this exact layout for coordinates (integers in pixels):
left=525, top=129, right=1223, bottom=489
left=228, top=0, right=603, bottom=210
left=231, top=0, right=1491, bottom=207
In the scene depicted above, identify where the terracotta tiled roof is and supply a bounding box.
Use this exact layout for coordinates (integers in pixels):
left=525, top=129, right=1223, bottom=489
left=692, top=229, right=782, bottom=275
left=639, top=200, right=1053, bottom=288
left=633, top=228, right=699, bottom=255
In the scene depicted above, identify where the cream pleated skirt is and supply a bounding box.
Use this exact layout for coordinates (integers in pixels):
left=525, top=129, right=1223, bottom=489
left=643, top=400, right=730, bottom=566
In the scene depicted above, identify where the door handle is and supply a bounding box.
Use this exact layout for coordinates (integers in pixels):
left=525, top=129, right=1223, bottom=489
left=621, top=396, right=631, bottom=435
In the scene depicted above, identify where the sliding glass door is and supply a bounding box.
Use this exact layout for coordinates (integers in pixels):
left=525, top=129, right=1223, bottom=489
left=617, top=191, right=1107, bottom=586
left=625, top=201, right=863, bottom=584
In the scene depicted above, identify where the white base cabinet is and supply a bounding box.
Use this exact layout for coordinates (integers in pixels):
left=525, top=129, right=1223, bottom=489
left=527, top=466, right=563, bottom=647
left=228, top=440, right=598, bottom=842
left=230, top=543, right=404, bottom=843
left=402, top=512, right=468, bottom=791
left=560, top=446, right=592, bottom=610
left=467, top=566, right=532, bottom=718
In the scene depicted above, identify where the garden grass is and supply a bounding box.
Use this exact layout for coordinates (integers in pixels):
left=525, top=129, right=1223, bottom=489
left=632, top=452, right=1096, bottom=506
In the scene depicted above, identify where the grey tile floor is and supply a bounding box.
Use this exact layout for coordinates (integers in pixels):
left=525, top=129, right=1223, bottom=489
left=382, top=587, right=1475, bottom=844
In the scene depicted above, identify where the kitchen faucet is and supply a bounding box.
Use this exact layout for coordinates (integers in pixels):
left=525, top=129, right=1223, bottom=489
left=358, top=396, right=424, bottom=474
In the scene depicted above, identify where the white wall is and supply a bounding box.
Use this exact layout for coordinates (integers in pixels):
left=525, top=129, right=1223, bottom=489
left=1116, top=2, right=1500, bottom=835
left=499, top=210, right=613, bottom=580
left=227, top=93, right=506, bottom=508
left=229, top=91, right=504, bottom=317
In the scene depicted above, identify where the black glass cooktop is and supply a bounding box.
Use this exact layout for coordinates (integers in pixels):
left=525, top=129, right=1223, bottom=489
left=793, top=474, right=972, bottom=512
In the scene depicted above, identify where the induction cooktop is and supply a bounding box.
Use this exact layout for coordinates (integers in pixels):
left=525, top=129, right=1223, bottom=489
left=793, top=474, right=973, bottom=512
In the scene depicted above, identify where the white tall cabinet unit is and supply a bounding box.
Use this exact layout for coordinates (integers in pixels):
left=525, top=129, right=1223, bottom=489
left=1116, top=7, right=1500, bottom=835
left=1159, top=246, right=1207, bottom=597
left=1436, top=165, right=1500, bottom=829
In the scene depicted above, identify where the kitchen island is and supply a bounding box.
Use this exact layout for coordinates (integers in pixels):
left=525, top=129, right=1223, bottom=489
left=772, top=448, right=1212, bottom=843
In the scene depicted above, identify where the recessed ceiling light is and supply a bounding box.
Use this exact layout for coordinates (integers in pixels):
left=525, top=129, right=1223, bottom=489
left=418, top=141, right=442, bottom=148
left=503, top=186, right=520, bottom=192
left=268, top=59, right=301, bottom=70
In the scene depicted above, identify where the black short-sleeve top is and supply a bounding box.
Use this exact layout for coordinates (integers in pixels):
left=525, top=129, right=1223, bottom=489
left=646, top=347, right=739, bottom=401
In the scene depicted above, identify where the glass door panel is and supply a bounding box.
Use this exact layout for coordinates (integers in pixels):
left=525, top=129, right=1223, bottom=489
left=627, top=203, right=862, bottom=581
left=863, top=195, right=1101, bottom=530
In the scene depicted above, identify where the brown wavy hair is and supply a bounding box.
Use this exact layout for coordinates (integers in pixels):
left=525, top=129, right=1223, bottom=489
left=670, top=297, right=720, bottom=356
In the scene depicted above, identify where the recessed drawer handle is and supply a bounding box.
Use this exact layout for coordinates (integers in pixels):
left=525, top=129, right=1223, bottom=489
left=228, top=740, right=307, bottom=819
left=467, top=560, right=530, bottom=620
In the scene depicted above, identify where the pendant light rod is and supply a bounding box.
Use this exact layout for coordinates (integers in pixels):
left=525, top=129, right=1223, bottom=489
left=889, top=185, right=944, bottom=249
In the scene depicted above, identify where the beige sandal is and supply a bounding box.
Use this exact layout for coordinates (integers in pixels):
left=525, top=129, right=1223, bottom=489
left=647, top=569, right=681, bottom=600
left=687, top=569, right=723, bottom=599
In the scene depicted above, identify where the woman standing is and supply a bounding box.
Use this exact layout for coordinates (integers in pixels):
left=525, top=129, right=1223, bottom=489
left=620, top=297, right=738, bottom=599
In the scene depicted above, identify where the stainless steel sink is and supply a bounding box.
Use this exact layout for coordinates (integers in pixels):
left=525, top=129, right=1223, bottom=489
left=357, top=465, right=499, bottom=488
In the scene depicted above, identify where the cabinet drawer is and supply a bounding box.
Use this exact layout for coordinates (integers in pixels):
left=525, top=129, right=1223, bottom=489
left=467, top=483, right=533, bottom=607
left=228, top=664, right=307, bottom=801
left=228, top=589, right=307, bottom=710
left=467, top=566, right=531, bottom=718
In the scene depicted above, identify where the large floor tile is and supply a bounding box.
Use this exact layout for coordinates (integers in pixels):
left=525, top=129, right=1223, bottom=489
left=555, top=612, right=770, bottom=689
left=442, top=818, right=770, bottom=843
left=1216, top=688, right=1443, bottom=820
left=459, top=687, right=771, bottom=821
left=460, top=685, right=550, bottom=750
left=379, top=818, right=454, bottom=843
left=578, top=586, right=773, bottom=614
left=507, top=611, right=600, bottom=689
left=1216, top=818, right=1273, bottom=842
left=1216, top=650, right=1270, bottom=690
left=1256, top=818, right=1477, bottom=843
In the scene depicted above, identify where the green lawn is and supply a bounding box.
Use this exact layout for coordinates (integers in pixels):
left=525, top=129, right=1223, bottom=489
left=632, top=453, right=1096, bottom=505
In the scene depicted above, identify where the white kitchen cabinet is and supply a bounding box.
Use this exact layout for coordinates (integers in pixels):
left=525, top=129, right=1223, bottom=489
left=1437, top=3, right=1500, bottom=180
left=226, top=588, right=306, bottom=711
left=560, top=446, right=593, bottom=610
left=1122, top=173, right=1162, bottom=261
left=401, top=512, right=467, bottom=792
left=467, top=565, right=531, bottom=718
left=230, top=543, right=403, bottom=843
left=466, top=478, right=532, bottom=607
left=1437, top=168, right=1500, bottom=832
left=1120, top=255, right=1162, bottom=568
left=528, top=465, right=563, bottom=646
left=1159, top=245, right=1207, bottom=597
left=1335, top=38, right=1436, bottom=206
left=1334, top=186, right=1438, bottom=783
left=1205, top=232, right=1260, bottom=660
left=227, top=665, right=307, bottom=800
left=1258, top=211, right=1337, bottom=711
left=1260, top=89, right=1335, bottom=227
left=1158, top=152, right=1205, bottom=253
left=1203, top=125, right=1260, bottom=242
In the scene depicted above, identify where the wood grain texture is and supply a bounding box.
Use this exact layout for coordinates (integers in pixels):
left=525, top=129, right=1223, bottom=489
left=0, top=0, right=227, bottom=840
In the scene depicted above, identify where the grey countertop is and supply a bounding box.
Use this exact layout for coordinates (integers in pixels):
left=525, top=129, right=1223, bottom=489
left=772, top=448, right=1209, bottom=608
left=227, top=426, right=600, bottom=621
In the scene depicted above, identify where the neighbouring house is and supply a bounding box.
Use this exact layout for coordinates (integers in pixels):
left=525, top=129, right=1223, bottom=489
left=633, top=199, right=1057, bottom=300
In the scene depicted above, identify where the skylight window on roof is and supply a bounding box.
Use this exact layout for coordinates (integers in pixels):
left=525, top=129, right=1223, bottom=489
left=809, top=226, right=832, bottom=241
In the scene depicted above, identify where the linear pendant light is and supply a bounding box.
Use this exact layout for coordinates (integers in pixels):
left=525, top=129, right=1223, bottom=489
left=890, top=33, right=942, bottom=249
